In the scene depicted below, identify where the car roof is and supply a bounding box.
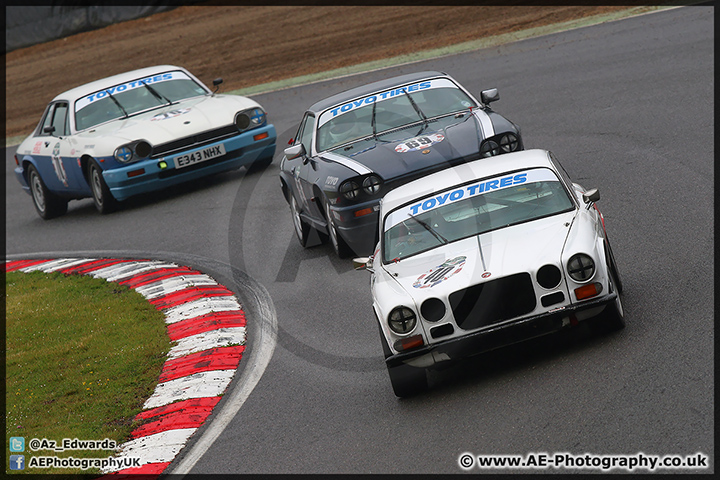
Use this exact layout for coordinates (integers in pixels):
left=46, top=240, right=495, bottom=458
left=308, top=70, right=450, bottom=113
left=381, top=149, right=558, bottom=214
left=52, top=65, right=196, bottom=103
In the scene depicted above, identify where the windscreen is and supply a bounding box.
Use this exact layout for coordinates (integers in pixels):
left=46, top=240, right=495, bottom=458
left=74, top=70, right=207, bottom=131
left=382, top=168, right=576, bottom=262
left=316, top=78, right=477, bottom=152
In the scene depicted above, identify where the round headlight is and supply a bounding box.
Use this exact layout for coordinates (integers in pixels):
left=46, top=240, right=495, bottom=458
left=421, top=298, right=446, bottom=322
left=388, top=306, right=417, bottom=334
left=114, top=146, right=134, bottom=163
left=249, top=108, right=266, bottom=127
left=362, top=175, right=382, bottom=195
left=235, top=112, right=251, bottom=130
left=567, top=254, right=595, bottom=282
left=537, top=264, right=562, bottom=289
left=500, top=133, right=519, bottom=153
left=480, top=140, right=500, bottom=157
left=135, top=140, right=152, bottom=158
left=339, top=180, right=361, bottom=200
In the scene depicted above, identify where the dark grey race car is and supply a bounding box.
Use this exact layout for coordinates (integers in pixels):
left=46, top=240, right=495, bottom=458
left=279, top=71, right=523, bottom=258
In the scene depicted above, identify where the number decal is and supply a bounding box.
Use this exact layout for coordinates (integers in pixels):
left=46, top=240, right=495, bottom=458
left=395, top=133, right=445, bottom=153
left=413, top=256, right=466, bottom=289
left=51, top=142, right=69, bottom=187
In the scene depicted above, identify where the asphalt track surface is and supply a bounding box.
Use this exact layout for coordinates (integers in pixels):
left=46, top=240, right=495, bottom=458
left=5, top=6, right=714, bottom=474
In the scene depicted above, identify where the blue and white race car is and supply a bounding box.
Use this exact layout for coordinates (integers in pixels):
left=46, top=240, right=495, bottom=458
left=354, top=149, right=624, bottom=397
left=13, top=65, right=277, bottom=218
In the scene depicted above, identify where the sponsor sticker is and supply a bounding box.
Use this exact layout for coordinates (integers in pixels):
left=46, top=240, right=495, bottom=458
left=75, top=71, right=190, bottom=111
left=385, top=168, right=560, bottom=231
left=151, top=108, right=191, bottom=121
left=413, top=256, right=466, bottom=289
left=318, top=78, right=459, bottom=127
left=51, top=142, right=68, bottom=187
left=395, top=133, right=445, bottom=153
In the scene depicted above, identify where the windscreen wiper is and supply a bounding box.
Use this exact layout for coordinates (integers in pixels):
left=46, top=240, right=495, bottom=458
left=407, top=213, right=448, bottom=245
left=141, top=81, right=174, bottom=106
left=105, top=90, right=129, bottom=118
left=368, top=99, right=392, bottom=143
left=401, top=88, right=429, bottom=130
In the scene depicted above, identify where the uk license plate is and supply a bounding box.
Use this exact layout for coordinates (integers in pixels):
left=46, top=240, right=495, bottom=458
left=174, top=144, right=226, bottom=169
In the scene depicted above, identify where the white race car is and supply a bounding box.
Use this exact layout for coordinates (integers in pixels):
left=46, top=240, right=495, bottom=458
left=354, top=149, right=624, bottom=397
left=13, top=65, right=276, bottom=219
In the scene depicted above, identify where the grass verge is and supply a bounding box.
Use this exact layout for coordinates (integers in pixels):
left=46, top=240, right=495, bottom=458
left=5, top=270, right=171, bottom=475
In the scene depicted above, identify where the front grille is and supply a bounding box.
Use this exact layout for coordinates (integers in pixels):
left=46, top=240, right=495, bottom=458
left=430, top=323, right=454, bottom=339
left=152, top=125, right=240, bottom=158
left=541, top=291, right=565, bottom=307
left=449, top=273, right=536, bottom=330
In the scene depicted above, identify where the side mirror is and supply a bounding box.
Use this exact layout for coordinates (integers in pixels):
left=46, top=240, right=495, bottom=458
left=583, top=188, right=600, bottom=206
left=43, top=125, right=56, bottom=135
left=480, top=88, right=499, bottom=104
left=284, top=143, right=306, bottom=160
left=353, top=257, right=374, bottom=272
left=212, top=78, right=223, bottom=94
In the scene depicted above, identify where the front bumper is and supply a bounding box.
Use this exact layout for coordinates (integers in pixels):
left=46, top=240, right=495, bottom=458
left=104, top=125, right=276, bottom=201
left=385, top=293, right=616, bottom=370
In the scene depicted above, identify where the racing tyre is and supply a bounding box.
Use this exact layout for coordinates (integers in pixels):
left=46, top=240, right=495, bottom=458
left=28, top=165, right=68, bottom=219
left=89, top=160, right=118, bottom=214
left=387, top=363, right=429, bottom=398
left=378, top=321, right=392, bottom=359
left=604, top=267, right=625, bottom=332
left=605, top=240, right=623, bottom=294
left=324, top=200, right=353, bottom=258
left=379, top=322, right=428, bottom=397
left=290, top=195, right=313, bottom=247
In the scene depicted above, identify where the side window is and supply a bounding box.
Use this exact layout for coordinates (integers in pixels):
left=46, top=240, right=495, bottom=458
left=299, top=114, right=315, bottom=155
left=52, top=103, right=69, bottom=136
left=39, top=104, right=54, bottom=136
left=39, top=102, right=69, bottom=137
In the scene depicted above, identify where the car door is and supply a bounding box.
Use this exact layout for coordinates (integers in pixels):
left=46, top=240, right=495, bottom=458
left=33, top=101, right=85, bottom=194
left=287, top=113, right=319, bottom=217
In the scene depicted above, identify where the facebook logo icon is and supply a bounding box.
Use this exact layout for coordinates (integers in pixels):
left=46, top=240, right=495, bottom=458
left=10, top=455, right=25, bottom=470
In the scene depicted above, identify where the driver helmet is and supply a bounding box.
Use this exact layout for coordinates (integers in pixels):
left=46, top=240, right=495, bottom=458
left=327, top=111, right=362, bottom=145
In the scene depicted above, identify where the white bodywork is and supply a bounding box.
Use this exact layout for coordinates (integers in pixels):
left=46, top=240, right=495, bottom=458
left=367, top=149, right=613, bottom=362
left=16, top=65, right=261, bottom=161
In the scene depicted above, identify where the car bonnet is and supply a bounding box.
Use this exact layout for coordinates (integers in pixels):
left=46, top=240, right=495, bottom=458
left=322, top=113, right=486, bottom=181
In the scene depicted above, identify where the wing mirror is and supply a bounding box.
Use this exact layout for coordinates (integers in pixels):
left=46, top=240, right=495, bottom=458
left=480, top=88, right=499, bottom=104
left=284, top=144, right=306, bottom=160
left=583, top=188, right=600, bottom=208
left=353, top=257, right=374, bottom=273
left=212, top=78, right=223, bottom=94
left=43, top=125, right=56, bottom=136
